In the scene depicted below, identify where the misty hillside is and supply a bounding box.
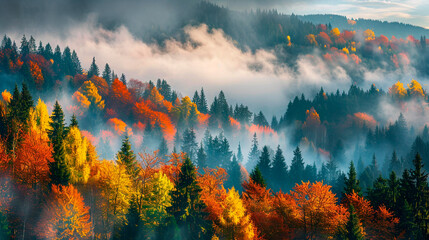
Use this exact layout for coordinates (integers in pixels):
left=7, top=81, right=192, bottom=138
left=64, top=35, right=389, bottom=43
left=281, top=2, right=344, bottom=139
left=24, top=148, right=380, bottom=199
left=298, top=14, right=429, bottom=39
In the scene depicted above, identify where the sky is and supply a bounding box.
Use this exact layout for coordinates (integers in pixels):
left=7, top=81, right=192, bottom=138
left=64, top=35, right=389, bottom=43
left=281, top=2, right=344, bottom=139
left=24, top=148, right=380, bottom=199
left=212, top=0, right=429, bottom=29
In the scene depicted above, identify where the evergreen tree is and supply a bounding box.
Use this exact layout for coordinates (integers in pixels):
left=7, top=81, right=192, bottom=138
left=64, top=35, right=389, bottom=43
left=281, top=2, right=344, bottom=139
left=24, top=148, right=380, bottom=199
left=28, top=36, right=36, bottom=53
left=120, top=74, right=127, bottom=86
left=69, top=114, right=79, bottom=128
left=367, top=175, right=388, bottom=208
left=257, top=146, right=271, bottom=184
left=409, top=153, right=429, bottom=239
left=271, top=145, right=288, bottom=191
left=237, top=142, right=244, bottom=163
left=48, top=101, right=70, bottom=186
left=199, top=88, right=208, bottom=114
left=181, top=128, right=198, bottom=162
left=196, top=143, right=207, bottom=172
left=344, top=205, right=364, bottom=240
left=388, top=150, right=402, bottom=175
left=71, top=50, right=82, bottom=74
left=19, top=35, right=29, bottom=56
left=117, top=196, right=143, bottom=240
left=246, top=133, right=260, bottom=170
left=290, top=146, right=305, bottom=186
left=343, top=161, right=361, bottom=197
left=226, top=155, right=243, bottom=192
left=159, top=137, right=169, bottom=160
left=167, top=157, right=211, bottom=239
left=117, top=132, right=139, bottom=178
left=87, top=57, right=99, bottom=78
left=192, top=91, right=200, bottom=107
left=249, top=166, right=266, bottom=188
left=102, top=63, right=112, bottom=85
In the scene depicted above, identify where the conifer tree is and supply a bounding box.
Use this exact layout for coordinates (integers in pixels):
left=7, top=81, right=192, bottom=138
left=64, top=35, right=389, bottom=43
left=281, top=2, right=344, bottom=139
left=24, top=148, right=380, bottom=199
left=271, top=145, right=288, bottom=191
left=158, top=138, right=169, bottom=160
left=246, top=133, right=260, bottom=170
left=120, top=74, right=127, bottom=86
left=237, top=143, right=244, bottom=163
left=69, top=114, right=79, bottom=128
left=257, top=146, right=271, bottom=182
left=87, top=57, right=99, bottom=78
left=181, top=128, right=198, bottom=162
left=167, top=157, right=211, bottom=239
left=199, top=88, right=208, bottom=114
left=226, top=154, right=243, bottom=192
left=389, top=151, right=402, bottom=175
left=343, top=161, right=361, bottom=197
left=345, top=205, right=364, bottom=240
left=249, top=166, right=266, bottom=188
left=290, top=146, right=305, bottom=186
left=48, top=101, right=70, bottom=186
left=116, top=132, right=138, bottom=178
left=196, top=143, right=207, bottom=172
left=102, top=63, right=112, bottom=85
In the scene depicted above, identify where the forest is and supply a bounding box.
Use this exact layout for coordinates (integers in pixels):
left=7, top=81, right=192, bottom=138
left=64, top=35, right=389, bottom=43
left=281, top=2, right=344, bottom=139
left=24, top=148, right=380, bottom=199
left=1, top=1, right=429, bottom=240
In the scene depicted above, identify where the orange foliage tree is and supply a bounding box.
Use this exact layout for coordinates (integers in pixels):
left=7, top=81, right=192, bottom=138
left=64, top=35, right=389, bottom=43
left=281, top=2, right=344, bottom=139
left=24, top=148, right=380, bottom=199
left=39, top=184, right=92, bottom=240
left=29, top=61, right=44, bottom=89
left=291, top=181, right=347, bottom=239
left=14, top=131, right=53, bottom=188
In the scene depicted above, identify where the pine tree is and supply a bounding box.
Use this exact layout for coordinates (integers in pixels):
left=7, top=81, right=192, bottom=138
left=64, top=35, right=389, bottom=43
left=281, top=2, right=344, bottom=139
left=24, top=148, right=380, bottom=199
left=181, top=128, right=198, bottom=162
left=116, top=132, right=138, bottom=178
left=237, top=143, right=244, bottom=163
left=158, top=138, right=169, bottom=160
left=71, top=50, right=82, bottom=74
left=389, top=151, right=402, bottom=175
left=196, top=143, right=207, bottom=172
left=345, top=205, right=364, bottom=240
left=120, top=74, right=127, bottom=86
left=199, top=88, right=208, bottom=114
left=48, top=101, right=70, bottom=186
left=343, top=161, right=361, bottom=197
left=28, top=36, right=36, bottom=53
left=20, top=35, right=29, bottom=56
left=102, top=63, right=112, bottom=85
left=226, top=155, right=243, bottom=192
left=117, top=196, right=143, bottom=240
left=69, top=114, right=79, bottom=128
left=290, top=146, right=305, bottom=186
left=271, top=145, right=287, bottom=191
left=409, top=153, right=429, bottom=239
left=249, top=166, right=266, bottom=188
left=19, top=83, right=33, bottom=126
left=167, top=157, right=211, bottom=239
left=257, top=146, right=271, bottom=183
left=246, top=133, right=260, bottom=170
left=87, top=57, right=99, bottom=78
left=192, top=91, right=200, bottom=107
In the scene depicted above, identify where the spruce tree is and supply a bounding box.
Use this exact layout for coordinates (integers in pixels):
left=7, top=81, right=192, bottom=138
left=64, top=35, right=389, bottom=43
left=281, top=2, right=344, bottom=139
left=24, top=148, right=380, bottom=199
left=196, top=143, right=207, bottom=172
left=102, top=63, right=112, bottom=85
left=87, top=57, right=99, bottom=78
left=257, top=146, right=271, bottom=183
left=237, top=142, right=244, bottom=163
left=271, top=145, right=288, bottom=191
left=250, top=166, right=266, bottom=188
left=48, top=101, right=70, bottom=186
left=199, top=88, right=208, bottom=114
left=158, top=137, right=169, bottom=160
left=345, top=205, right=364, bottom=240
left=181, top=128, right=198, bottom=162
left=246, top=133, right=260, bottom=170
left=19, top=83, right=33, bottom=126
left=226, top=155, right=243, bottom=192
left=343, top=161, right=361, bottom=197
left=69, top=114, right=79, bottom=128
left=116, top=132, right=138, bottom=178
left=389, top=151, right=402, bottom=175
left=120, top=74, right=127, bottom=86
left=290, top=146, right=305, bottom=186
left=167, top=157, right=211, bottom=239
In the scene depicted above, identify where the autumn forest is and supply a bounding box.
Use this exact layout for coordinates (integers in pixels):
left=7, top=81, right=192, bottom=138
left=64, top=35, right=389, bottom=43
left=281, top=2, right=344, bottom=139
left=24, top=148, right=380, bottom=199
left=1, top=1, right=429, bottom=240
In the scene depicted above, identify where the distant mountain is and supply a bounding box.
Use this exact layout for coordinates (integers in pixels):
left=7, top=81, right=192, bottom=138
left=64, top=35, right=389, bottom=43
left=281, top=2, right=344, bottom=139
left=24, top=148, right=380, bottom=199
left=298, top=14, right=429, bottom=39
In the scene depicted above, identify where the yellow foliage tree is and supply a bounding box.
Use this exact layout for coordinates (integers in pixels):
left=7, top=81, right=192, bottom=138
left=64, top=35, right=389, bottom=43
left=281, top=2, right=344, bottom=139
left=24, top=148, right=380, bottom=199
left=307, top=34, right=318, bottom=46
left=218, top=187, right=256, bottom=240
left=330, top=28, right=341, bottom=38
left=1, top=90, right=11, bottom=103
left=389, top=81, right=407, bottom=98
left=29, top=98, right=51, bottom=141
left=141, top=171, right=174, bottom=228
left=364, top=29, right=375, bottom=41
left=64, top=126, right=90, bottom=184
left=74, top=80, right=105, bottom=110
left=407, top=79, right=425, bottom=97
